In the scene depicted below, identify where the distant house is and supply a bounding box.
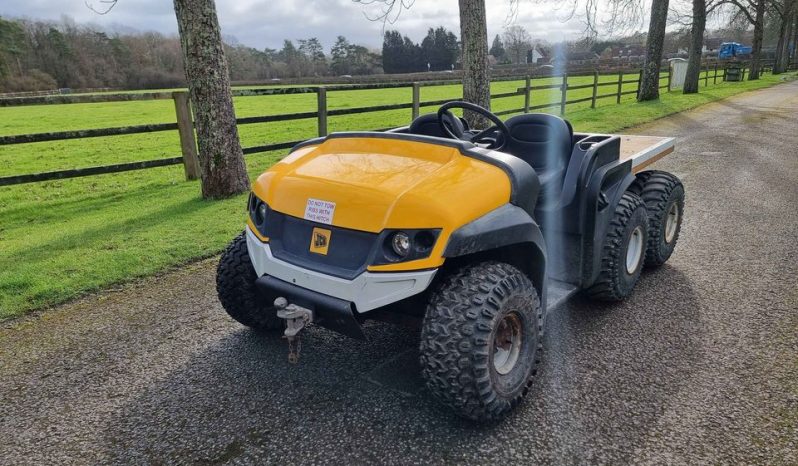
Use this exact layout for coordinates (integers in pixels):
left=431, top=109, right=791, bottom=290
left=526, top=45, right=550, bottom=65
left=609, top=45, right=646, bottom=62
left=567, top=50, right=600, bottom=65
left=549, top=49, right=599, bottom=67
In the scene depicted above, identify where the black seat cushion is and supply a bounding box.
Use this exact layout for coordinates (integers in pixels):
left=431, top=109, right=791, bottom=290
left=409, top=113, right=465, bottom=139
left=503, top=114, right=573, bottom=192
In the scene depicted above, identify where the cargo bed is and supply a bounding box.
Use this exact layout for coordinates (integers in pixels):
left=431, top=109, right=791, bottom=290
left=618, top=135, right=675, bottom=173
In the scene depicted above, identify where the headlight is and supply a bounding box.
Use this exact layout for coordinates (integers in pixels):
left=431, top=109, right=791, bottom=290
left=391, top=232, right=411, bottom=257
left=374, top=229, right=441, bottom=264
left=248, top=193, right=269, bottom=235
left=256, top=203, right=267, bottom=225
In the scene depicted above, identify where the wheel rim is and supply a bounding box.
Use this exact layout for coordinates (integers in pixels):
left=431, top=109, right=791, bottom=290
left=493, top=313, right=523, bottom=375
left=664, top=203, right=679, bottom=244
left=626, top=226, right=644, bottom=274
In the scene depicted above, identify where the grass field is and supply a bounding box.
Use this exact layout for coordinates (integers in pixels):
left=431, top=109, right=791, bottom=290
left=0, top=71, right=794, bottom=319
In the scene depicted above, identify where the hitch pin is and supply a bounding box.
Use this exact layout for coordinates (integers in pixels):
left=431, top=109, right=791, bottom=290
left=274, top=297, right=313, bottom=364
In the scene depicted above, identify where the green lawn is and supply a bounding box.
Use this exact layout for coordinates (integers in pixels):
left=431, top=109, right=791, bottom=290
left=0, top=71, right=794, bottom=319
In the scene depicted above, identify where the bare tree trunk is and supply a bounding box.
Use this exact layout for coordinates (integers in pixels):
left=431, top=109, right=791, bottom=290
left=773, top=13, right=792, bottom=74
left=639, top=0, right=670, bottom=101
left=458, top=0, right=491, bottom=127
left=684, top=0, right=707, bottom=93
left=173, top=0, right=249, bottom=198
left=749, top=0, right=766, bottom=80
left=775, top=2, right=796, bottom=73
left=793, top=10, right=798, bottom=64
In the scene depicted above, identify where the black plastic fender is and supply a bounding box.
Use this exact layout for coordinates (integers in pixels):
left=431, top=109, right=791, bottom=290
left=443, top=204, right=547, bottom=303
left=444, top=204, right=546, bottom=257
left=581, top=159, right=636, bottom=287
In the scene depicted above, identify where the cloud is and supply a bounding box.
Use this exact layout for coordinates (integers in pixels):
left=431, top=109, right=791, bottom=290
left=1, top=0, right=590, bottom=51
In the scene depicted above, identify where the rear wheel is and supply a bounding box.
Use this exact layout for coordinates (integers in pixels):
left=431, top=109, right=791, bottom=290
left=419, top=262, right=543, bottom=421
left=587, top=192, right=648, bottom=301
left=216, top=232, right=282, bottom=331
left=630, top=171, right=685, bottom=267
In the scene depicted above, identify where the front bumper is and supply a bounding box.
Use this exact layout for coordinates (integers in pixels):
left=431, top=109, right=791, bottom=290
left=245, top=227, right=437, bottom=313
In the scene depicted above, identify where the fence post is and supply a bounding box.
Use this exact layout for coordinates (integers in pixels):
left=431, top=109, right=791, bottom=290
left=617, top=70, right=623, bottom=104
left=411, top=83, right=420, bottom=120
left=591, top=70, right=598, bottom=108
left=317, top=87, right=328, bottom=137
left=667, top=62, right=673, bottom=92
left=524, top=76, right=531, bottom=113
left=172, top=91, right=200, bottom=181
left=560, top=73, right=568, bottom=116
left=704, top=63, right=709, bottom=87
left=741, top=66, right=746, bottom=81
left=713, top=63, right=718, bottom=84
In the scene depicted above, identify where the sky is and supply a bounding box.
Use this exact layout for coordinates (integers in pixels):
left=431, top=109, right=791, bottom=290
left=0, top=0, right=589, bottom=51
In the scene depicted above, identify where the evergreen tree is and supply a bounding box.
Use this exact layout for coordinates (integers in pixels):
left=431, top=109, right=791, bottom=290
left=330, top=35, right=350, bottom=75
left=490, top=34, right=506, bottom=61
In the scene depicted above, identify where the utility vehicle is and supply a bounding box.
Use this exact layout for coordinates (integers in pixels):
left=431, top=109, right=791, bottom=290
left=216, top=102, right=685, bottom=421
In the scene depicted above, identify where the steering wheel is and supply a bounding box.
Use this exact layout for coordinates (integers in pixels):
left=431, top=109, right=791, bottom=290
left=437, top=101, right=510, bottom=150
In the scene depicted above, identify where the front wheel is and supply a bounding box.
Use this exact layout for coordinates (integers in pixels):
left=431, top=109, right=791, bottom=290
left=419, top=262, right=544, bottom=421
left=216, top=232, right=282, bottom=331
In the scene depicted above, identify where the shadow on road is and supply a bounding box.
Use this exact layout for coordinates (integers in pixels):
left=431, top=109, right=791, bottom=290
left=99, top=265, right=703, bottom=463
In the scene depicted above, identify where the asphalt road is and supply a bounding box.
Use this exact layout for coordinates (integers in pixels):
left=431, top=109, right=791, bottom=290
left=2, top=80, right=797, bottom=465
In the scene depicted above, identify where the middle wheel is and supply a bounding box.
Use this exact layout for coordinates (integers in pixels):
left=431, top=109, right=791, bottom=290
left=587, top=191, right=649, bottom=301
left=419, top=261, right=543, bottom=421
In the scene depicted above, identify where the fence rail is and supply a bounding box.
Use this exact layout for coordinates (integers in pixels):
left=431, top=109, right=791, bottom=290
left=1, top=62, right=786, bottom=187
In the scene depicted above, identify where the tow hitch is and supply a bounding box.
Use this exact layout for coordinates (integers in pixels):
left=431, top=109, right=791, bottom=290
left=274, top=297, right=313, bottom=364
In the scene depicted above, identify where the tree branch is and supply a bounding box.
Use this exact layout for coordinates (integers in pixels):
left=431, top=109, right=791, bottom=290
left=352, top=0, right=416, bottom=29
left=717, top=0, right=756, bottom=23
left=85, top=0, right=118, bottom=15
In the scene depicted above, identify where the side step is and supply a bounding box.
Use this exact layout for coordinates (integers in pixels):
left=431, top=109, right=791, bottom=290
left=546, top=279, right=579, bottom=312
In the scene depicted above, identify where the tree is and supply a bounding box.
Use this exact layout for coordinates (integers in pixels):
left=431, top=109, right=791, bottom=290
left=684, top=0, right=708, bottom=93
left=382, top=30, right=420, bottom=73
left=331, top=35, right=351, bottom=75
left=793, top=9, right=798, bottom=62
left=639, top=0, right=670, bottom=101
left=358, top=0, right=492, bottom=126
left=173, top=0, right=249, bottom=198
left=490, top=34, right=507, bottom=61
left=421, top=27, right=459, bottom=71
left=771, top=0, right=797, bottom=73
left=720, top=0, right=767, bottom=79
left=458, top=0, right=491, bottom=126
left=503, top=25, right=533, bottom=64
left=402, top=35, right=424, bottom=72
left=346, top=44, right=381, bottom=75
left=0, top=17, right=29, bottom=80
left=331, top=36, right=381, bottom=75
left=673, top=0, right=724, bottom=93
left=279, top=39, right=310, bottom=77
left=298, top=37, right=328, bottom=75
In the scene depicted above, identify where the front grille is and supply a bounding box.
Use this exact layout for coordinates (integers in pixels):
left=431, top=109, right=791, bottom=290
left=263, top=209, right=378, bottom=280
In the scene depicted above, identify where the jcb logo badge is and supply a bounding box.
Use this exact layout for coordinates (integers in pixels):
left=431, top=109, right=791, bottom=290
left=310, top=227, right=331, bottom=255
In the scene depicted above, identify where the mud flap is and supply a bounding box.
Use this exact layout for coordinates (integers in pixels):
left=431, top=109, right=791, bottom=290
left=256, top=275, right=367, bottom=340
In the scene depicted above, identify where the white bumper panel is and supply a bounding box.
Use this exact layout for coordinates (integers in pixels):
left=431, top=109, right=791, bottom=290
left=245, top=227, right=436, bottom=313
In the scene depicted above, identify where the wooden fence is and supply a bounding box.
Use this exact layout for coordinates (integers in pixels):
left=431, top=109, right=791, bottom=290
left=0, top=63, right=770, bottom=187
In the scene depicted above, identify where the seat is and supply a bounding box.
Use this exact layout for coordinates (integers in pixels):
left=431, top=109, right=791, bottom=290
left=502, top=113, right=573, bottom=200
left=408, top=113, right=465, bottom=139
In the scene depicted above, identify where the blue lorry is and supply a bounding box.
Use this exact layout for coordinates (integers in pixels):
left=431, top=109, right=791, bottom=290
left=718, top=42, right=752, bottom=59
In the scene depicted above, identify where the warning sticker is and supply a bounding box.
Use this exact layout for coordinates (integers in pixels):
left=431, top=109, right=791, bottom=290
left=304, top=198, right=336, bottom=225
